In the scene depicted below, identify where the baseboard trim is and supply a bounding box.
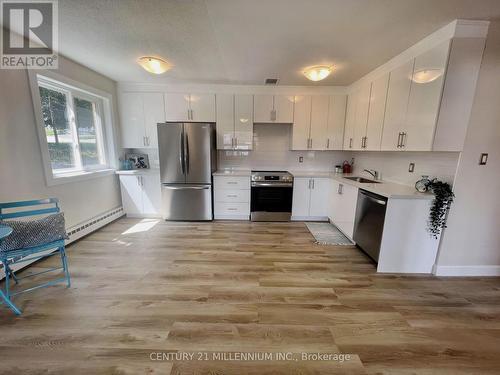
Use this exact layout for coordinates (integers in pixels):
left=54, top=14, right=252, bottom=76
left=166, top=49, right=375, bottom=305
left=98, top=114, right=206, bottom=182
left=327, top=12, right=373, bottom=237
left=66, top=207, right=125, bottom=244
left=434, top=265, right=500, bottom=277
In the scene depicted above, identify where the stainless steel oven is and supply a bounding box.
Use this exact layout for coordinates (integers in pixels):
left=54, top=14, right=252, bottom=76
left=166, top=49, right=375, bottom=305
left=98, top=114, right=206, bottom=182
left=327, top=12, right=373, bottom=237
left=250, top=171, right=293, bottom=221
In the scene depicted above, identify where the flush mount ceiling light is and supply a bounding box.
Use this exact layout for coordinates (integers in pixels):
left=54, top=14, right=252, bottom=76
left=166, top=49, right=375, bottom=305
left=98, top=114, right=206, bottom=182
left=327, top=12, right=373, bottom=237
left=303, top=65, right=333, bottom=81
left=138, top=56, right=172, bottom=74
left=412, top=68, right=443, bottom=84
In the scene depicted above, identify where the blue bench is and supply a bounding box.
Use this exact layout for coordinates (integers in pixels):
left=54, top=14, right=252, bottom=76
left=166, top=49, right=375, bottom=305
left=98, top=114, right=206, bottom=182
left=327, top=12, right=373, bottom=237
left=0, top=198, right=71, bottom=315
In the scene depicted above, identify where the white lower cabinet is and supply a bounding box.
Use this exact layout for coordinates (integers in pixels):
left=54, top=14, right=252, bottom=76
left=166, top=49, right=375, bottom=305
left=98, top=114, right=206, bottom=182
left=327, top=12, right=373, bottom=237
left=329, top=180, right=358, bottom=239
left=119, top=172, right=161, bottom=217
left=292, top=177, right=330, bottom=220
left=214, top=175, right=250, bottom=220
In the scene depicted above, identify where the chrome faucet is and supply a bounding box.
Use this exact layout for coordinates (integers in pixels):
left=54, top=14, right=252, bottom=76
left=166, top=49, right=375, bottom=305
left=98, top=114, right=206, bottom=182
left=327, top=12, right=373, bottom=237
left=363, top=169, right=379, bottom=180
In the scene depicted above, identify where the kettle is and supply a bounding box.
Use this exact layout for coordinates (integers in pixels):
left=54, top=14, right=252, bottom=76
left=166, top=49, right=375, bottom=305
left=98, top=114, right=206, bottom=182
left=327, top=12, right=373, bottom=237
left=342, top=160, right=352, bottom=174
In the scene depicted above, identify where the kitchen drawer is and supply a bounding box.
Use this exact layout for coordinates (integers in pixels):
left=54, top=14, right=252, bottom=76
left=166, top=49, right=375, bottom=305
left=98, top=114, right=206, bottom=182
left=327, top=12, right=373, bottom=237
left=214, top=176, right=250, bottom=190
left=214, top=202, right=250, bottom=216
left=215, top=189, right=250, bottom=203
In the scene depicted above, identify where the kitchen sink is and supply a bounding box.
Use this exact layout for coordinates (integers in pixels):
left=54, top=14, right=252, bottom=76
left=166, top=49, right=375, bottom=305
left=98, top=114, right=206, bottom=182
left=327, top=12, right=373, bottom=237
left=344, top=176, right=381, bottom=183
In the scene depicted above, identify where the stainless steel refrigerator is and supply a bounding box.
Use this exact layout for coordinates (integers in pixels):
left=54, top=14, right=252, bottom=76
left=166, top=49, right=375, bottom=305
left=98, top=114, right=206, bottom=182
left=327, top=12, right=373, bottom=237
left=157, top=122, right=216, bottom=220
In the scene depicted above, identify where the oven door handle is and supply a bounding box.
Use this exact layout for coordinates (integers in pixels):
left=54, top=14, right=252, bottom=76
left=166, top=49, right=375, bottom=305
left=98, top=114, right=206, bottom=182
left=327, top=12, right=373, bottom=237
left=251, top=182, right=293, bottom=187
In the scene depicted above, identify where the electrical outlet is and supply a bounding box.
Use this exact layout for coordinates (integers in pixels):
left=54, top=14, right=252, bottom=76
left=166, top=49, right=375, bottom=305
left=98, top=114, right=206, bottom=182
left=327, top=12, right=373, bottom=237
left=479, top=153, right=488, bottom=165
left=408, top=162, right=415, bottom=172
left=299, top=156, right=304, bottom=163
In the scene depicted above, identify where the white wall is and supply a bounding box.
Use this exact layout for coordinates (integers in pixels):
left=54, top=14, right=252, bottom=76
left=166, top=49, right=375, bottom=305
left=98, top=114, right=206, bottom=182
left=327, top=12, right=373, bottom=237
left=0, top=56, right=122, bottom=228
left=435, top=21, right=500, bottom=275
left=218, top=124, right=347, bottom=171
left=351, top=151, right=460, bottom=186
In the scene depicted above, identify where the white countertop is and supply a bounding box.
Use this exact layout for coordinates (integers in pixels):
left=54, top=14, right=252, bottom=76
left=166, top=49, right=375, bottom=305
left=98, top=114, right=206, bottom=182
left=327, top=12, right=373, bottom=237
left=290, top=171, right=432, bottom=199
left=213, top=169, right=252, bottom=176
left=211, top=169, right=431, bottom=199
left=289, top=170, right=332, bottom=178
left=331, top=173, right=433, bottom=200
left=116, top=168, right=160, bottom=175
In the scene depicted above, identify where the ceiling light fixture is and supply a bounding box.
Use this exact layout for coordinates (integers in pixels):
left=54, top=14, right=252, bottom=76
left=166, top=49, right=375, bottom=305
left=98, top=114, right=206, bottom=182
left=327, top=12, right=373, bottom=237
left=412, top=68, right=443, bottom=84
left=303, top=65, right=333, bottom=82
left=138, top=56, right=172, bottom=74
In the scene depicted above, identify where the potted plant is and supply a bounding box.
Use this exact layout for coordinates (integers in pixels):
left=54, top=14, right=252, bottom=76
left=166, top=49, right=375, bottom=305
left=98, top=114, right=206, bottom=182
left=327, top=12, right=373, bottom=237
left=415, top=176, right=455, bottom=238
left=427, top=179, right=455, bottom=239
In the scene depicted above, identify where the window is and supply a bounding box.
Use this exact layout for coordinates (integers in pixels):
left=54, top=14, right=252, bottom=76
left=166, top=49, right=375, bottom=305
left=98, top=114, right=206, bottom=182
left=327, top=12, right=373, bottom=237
left=31, top=73, right=115, bottom=185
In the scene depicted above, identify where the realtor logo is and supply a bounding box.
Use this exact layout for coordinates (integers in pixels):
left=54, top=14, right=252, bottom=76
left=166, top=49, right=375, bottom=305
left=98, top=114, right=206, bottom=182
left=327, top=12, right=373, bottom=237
left=1, top=0, right=58, bottom=69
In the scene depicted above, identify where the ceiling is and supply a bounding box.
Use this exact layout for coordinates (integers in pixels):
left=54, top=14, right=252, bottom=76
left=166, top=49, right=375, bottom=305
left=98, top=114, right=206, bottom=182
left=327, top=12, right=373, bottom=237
left=56, top=0, right=500, bottom=86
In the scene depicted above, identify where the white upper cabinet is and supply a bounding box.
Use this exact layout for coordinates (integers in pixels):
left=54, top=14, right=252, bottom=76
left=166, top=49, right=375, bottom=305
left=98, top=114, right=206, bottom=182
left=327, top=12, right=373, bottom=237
left=216, top=94, right=235, bottom=150
left=164, top=93, right=190, bottom=122
left=142, top=92, right=165, bottom=149
left=215, top=94, right=253, bottom=150
left=404, top=41, right=449, bottom=151
left=292, top=95, right=346, bottom=151
left=234, top=94, right=254, bottom=150
left=365, top=73, right=389, bottom=151
left=309, top=96, right=329, bottom=150
left=165, top=93, right=215, bottom=122
left=190, top=93, right=216, bottom=122
left=291, top=95, right=312, bottom=150
left=253, top=94, right=274, bottom=123
left=120, top=92, right=145, bottom=149
left=326, top=95, right=347, bottom=150
left=352, top=83, right=372, bottom=151
left=380, top=59, right=414, bottom=151
left=119, top=92, right=165, bottom=148
left=343, top=91, right=357, bottom=150
left=274, top=95, right=295, bottom=123
left=377, top=35, right=484, bottom=152
left=253, top=94, right=294, bottom=123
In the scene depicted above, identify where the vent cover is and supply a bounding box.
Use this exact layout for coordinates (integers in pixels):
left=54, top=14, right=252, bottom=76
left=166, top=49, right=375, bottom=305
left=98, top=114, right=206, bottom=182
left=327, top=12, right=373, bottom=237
left=265, top=78, right=279, bottom=85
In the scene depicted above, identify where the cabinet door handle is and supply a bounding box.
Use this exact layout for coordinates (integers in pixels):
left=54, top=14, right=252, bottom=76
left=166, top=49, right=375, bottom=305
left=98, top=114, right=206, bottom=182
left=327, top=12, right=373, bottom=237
left=270, top=109, right=277, bottom=121
left=326, top=138, right=330, bottom=149
left=401, top=132, right=407, bottom=148
left=312, top=179, right=315, bottom=189
left=349, top=138, right=353, bottom=149
left=338, top=183, right=343, bottom=194
left=227, top=208, right=238, bottom=211
left=235, top=137, right=238, bottom=148
left=308, top=179, right=312, bottom=189
left=227, top=194, right=237, bottom=198
left=397, top=132, right=402, bottom=148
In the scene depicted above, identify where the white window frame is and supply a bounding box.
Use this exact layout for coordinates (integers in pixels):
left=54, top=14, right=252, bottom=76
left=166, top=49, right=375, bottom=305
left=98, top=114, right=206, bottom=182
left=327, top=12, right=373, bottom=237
left=29, top=71, right=118, bottom=186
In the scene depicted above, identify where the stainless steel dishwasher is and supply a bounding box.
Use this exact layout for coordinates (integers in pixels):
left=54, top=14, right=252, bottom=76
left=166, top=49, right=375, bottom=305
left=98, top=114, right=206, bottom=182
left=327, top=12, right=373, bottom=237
left=353, top=189, right=388, bottom=262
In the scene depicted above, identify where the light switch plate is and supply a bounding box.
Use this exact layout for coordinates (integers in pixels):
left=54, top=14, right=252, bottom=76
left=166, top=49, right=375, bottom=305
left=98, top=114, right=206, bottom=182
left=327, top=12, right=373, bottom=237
left=299, top=156, right=303, bottom=163
left=479, top=153, right=488, bottom=165
left=408, top=162, right=415, bottom=173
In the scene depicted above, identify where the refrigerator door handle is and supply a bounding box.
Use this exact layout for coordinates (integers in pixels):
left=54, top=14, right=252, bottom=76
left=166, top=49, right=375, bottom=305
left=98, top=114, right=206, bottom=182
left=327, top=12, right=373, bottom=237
left=162, top=184, right=210, bottom=190
left=185, top=132, right=190, bottom=174
left=179, top=129, right=185, bottom=174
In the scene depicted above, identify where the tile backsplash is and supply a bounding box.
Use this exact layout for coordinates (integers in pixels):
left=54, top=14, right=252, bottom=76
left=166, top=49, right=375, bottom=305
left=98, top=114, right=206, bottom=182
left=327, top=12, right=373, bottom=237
left=218, top=124, right=348, bottom=172
left=128, top=123, right=460, bottom=188
left=351, top=151, right=460, bottom=186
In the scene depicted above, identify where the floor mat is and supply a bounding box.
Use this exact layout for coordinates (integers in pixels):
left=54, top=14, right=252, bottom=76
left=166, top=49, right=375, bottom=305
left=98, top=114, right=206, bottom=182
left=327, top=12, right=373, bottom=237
left=305, top=222, right=354, bottom=245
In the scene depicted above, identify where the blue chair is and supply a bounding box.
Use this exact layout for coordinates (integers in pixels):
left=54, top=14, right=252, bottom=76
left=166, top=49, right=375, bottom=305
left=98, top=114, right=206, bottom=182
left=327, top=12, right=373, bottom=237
left=0, top=198, right=71, bottom=315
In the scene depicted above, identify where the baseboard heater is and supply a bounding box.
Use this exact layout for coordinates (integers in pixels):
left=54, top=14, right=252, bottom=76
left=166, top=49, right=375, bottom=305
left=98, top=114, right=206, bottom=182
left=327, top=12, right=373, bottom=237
left=0, top=206, right=125, bottom=280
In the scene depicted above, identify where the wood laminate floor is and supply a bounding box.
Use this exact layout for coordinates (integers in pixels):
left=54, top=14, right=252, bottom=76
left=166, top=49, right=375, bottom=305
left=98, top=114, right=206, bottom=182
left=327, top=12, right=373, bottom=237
left=1, top=218, right=500, bottom=374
